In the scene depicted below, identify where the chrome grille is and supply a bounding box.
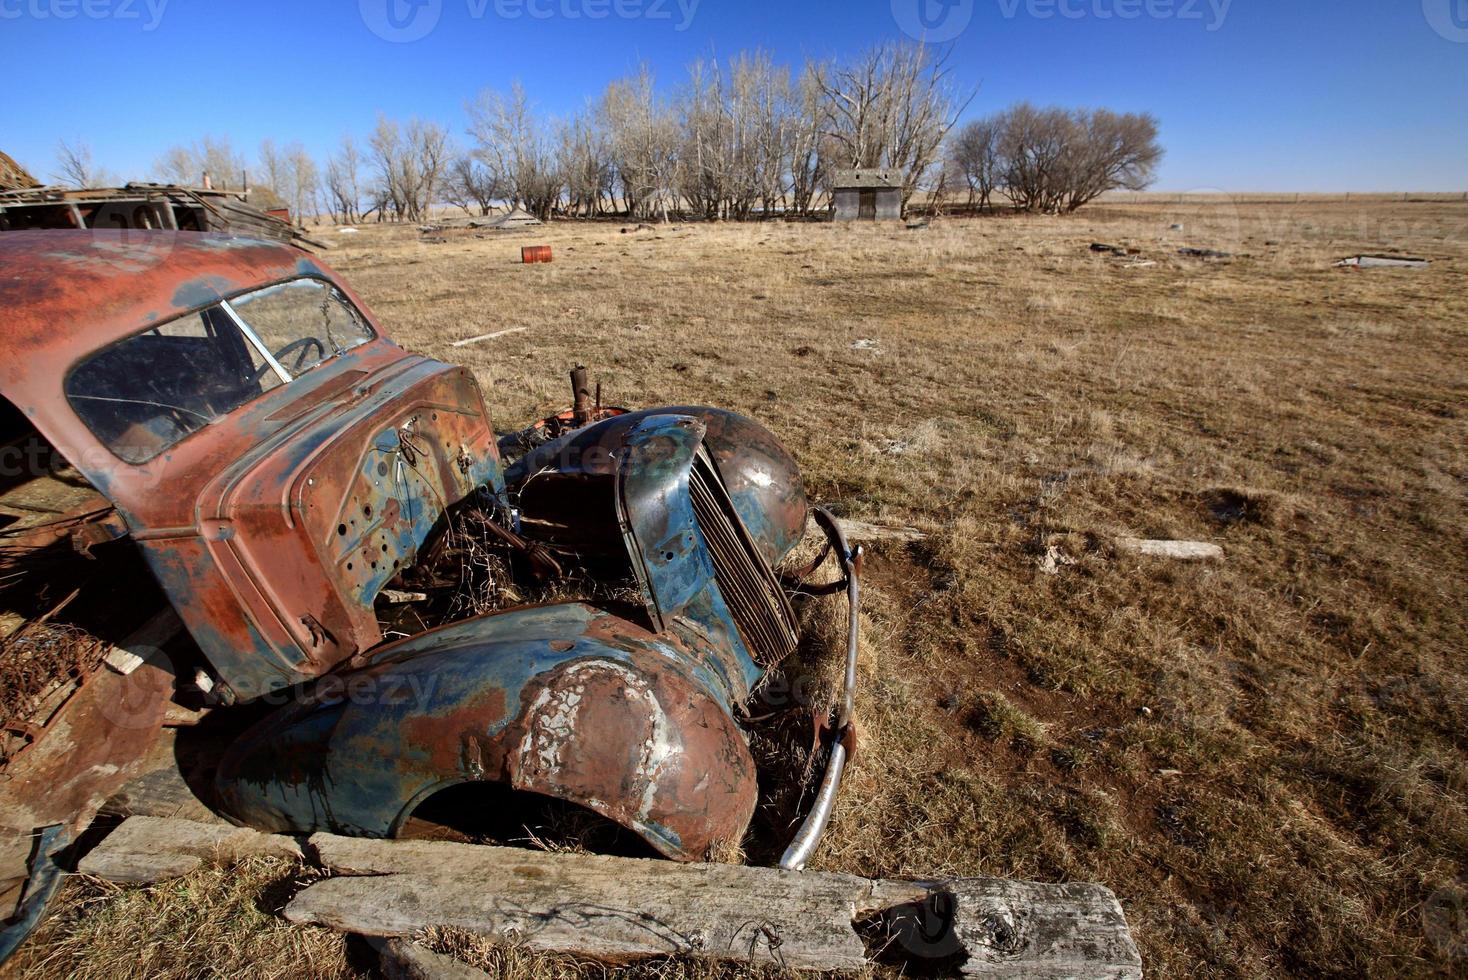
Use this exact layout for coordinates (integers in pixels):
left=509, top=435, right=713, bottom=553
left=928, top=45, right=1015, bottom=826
left=688, top=452, right=800, bottom=668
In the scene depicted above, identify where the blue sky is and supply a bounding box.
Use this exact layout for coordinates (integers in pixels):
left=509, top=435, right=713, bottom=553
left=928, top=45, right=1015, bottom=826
left=1, top=0, right=1465, bottom=191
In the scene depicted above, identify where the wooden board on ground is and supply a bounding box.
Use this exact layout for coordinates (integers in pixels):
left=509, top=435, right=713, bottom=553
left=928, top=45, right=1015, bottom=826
left=78, top=815, right=301, bottom=884
left=288, top=832, right=1143, bottom=978
left=1115, top=538, right=1224, bottom=560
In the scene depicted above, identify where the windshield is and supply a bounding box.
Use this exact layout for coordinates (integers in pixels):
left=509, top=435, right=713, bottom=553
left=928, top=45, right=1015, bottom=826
left=66, top=277, right=374, bottom=464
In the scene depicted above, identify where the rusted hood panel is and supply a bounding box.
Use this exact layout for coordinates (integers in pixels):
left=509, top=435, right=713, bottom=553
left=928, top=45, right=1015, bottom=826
left=145, top=358, right=504, bottom=701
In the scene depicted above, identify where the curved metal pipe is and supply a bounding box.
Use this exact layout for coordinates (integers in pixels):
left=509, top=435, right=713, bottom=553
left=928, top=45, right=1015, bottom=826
left=778, top=741, right=847, bottom=871
left=780, top=507, right=862, bottom=871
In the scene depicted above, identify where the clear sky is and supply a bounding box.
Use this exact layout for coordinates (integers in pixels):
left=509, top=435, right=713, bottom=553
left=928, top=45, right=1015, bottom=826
left=1, top=0, right=1465, bottom=191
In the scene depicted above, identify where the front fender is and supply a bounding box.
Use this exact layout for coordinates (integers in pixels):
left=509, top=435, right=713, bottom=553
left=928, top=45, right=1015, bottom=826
left=214, top=603, right=757, bottom=861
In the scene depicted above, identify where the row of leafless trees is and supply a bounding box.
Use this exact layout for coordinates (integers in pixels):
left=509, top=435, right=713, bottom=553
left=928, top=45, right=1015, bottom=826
left=454, top=43, right=970, bottom=222
left=947, top=104, right=1162, bottom=213
left=56, top=43, right=1160, bottom=223
left=127, top=42, right=969, bottom=224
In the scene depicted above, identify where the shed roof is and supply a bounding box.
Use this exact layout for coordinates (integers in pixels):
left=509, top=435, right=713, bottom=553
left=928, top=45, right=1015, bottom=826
left=832, top=169, right=901, bottom=189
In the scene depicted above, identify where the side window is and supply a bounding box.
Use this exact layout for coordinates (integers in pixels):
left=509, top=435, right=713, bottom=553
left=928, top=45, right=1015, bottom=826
left=66, top=311, right=267, bottom=464
left=66, top=277, right=377, bottom=464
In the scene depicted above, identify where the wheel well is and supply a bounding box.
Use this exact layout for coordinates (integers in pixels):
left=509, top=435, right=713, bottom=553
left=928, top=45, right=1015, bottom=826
left=395, top=780, right=661, bottom=860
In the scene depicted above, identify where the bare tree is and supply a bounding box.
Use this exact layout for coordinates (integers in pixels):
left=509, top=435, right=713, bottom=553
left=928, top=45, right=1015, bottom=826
left=676, top=51, right=794, bottom=221
left=368, top=117, right=406, bottom=220
left=53, top=139, right=114, bottom=188
left=288, top=144, right=319, bottom=225
left=1057, top=109, right=1161, bottom=211
left=741, top=52, right=796, bottom=217
left=325, top=135, right=364, bottom=223
left=444, top=155, right=502, bottom=216
left=995, top=103, right=1072, bottom=213
left=257, top=139, right=288, bottom=200
left=557, top=109, right=613, bottom=217
left=466, top=83, right=563, bottom=220
left=949, top=115, right=1002, bottom=211
left=155, top=145, right=195, bottom=186
left=788, top=64, right=832, bottom=217
left=987, top=104, right=1160, bottom=213
left=154, top=136, right=246, bottom=189
left=368, top=116, right=449, bottom=222
left=602, top=66, right=680, bottom=221
left=408, top=119, right=450, bottom=221
left=812, top=42, right=969, bottom=212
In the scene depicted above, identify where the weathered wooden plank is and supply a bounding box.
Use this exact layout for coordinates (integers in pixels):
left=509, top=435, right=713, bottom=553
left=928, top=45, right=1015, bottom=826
left=1116, top=538, right=1223, bottom=561
left=451, top=326, right=529, bottom=348
left=296, top=835, right=882, bottom=971
left=947, top=879, right=1143, bottom=978
left=78, top=816, right=302, bottom=884
left=836, top=518, right=926, bottom=543
left=289, top=835, right=1143, bottom=977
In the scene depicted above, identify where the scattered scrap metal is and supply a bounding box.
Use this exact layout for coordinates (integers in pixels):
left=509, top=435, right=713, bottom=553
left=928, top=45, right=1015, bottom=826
left=1089, top=242, right=1140, bottom=257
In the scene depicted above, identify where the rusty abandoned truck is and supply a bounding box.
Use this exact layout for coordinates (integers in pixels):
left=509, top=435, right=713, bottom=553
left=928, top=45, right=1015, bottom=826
left=0, top=230, right=861, bottom=956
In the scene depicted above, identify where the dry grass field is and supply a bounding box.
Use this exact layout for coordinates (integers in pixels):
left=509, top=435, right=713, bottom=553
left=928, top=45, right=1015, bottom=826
left=10, top=199, right=1467, bottom=978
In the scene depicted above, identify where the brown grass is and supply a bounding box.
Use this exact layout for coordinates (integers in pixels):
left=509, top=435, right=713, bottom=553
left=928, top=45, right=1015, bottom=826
left=3, top=858, right=350, bottom=979
left=16, top=199, right=1468, bottom=977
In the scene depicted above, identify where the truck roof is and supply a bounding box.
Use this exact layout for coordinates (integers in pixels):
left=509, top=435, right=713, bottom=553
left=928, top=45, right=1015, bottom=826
left=0, top=230, right=330, bottom=406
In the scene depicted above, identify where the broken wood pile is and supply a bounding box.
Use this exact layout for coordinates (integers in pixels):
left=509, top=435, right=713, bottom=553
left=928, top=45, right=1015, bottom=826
left=0, top=183, right=318, bottom=247
left=0, top=151, right=38, bottom=191
left=78, top=816, right=1144, bottom=978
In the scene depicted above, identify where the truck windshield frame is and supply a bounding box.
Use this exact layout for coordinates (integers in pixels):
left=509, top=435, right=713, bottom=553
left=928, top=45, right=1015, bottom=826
left=64, top=276, right=375, bottom=464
